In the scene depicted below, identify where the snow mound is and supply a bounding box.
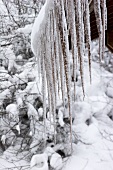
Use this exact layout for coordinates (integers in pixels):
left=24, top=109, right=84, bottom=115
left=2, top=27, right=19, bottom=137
left=50, top=153, right=63, bottom=170
left=30, top=153, right=48, bottom=170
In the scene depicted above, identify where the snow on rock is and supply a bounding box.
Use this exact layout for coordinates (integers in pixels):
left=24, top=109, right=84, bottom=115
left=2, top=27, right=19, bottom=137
left=50, top=152, right=63, bottom=170
left=6, top=103, right=19, bottom=122
left=5, top=46, right=16, bottom=72
left=17, top=24, right=33, bottom=34
left=16, top=96, right=23, bottom=108
left=25, top=81, right=41, bottom=95
left=38, top=107, right=43, bottom=117
left=30, top=153, right=48, bottom=170
left=16, top=124, right=20, bottom=134
left=1, top=135, right=6, bottom=145
left=0, top=89, right=11, bottom=104
left=72, top=101, right=91, bottom=125
left=58, top=108, right=65, bottom=127
left=27, top=102, right=38, bottom=119
left=44, top=146, right=55, bottom=157
left=0, top=81, right=12, bottom=89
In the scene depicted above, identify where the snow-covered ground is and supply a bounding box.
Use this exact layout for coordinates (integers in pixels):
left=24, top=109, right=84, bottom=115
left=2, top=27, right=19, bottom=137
left=63, top=61, right=113, bottom=170
left=0, top=58, right=113, bottom=170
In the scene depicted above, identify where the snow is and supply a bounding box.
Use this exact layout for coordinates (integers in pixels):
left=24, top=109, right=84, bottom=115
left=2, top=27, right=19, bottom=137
left=106, top=86, right=113, bottom=98
left=62, top=60, right=113, bottom=170
left=38, top=107, right=43, bottom=117
left=17, top=24, right=33, bottom=34
left=31, top=0, right=54, bottom=56
left=6, top=103, right=19, bottom=122
left=0, top=1, right=113, bottom=169
left=58, top=108, right=65, bottom=127
left=27, top=102, right=38, bottom=119
left=50, top=153, right=63, bottom=170
left=30, top=153, right=48, bottom=170
left=0, top=43, right=113, bottom=170
left=16, top=124, right=20, bottom=134
left=1, top=135, right=6, bottom=145
left=44, top=146, right=55, bottom=156
left=31, top=1, right=47, bottom=56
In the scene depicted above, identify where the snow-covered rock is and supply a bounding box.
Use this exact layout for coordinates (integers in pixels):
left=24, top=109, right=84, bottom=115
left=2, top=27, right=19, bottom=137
left=58, top=108, right=65, bottom=127
left=1, top=135, right=6, bottom=145
left=17, top=24, right=32, bottom=34
left=44, top=146, right=55, bottom=157
left=30, top=153, right=48, bottom=170
left=72, top=102, right=91, bottom=125
left=50, top=152, right=63, bottom=170
left=6, top=103, right=19, bottom=122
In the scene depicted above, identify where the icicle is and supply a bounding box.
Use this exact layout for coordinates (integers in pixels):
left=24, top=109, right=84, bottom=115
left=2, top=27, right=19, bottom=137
left=94, top=0, right=103, bottom=62
left=81, top=0, right=85, bottom=56
left=50, top=10, right=58, bottom=105
left=41, top=39, right=47, bottom=148
left=45, top=11, right=56, bottom=144
left=59, top=33, right=65, bottom=103
left=84, top=0, right=92, bottom=83
left=75, top=0, right=85, bottom=97
left=54, top=16, right=61, bottom=97
left=58, top=0, right=73, bottom=150
left=74, top=0, right=79, bottom=66
left=101, top=0, right=107, bottom=59
left=46, top=78, right=52, bottom=129
left=64, top=0, right=68, bottom=26
left=67, top=0, right=77, bottom=101
left=54, top=1, right=65, bottom=104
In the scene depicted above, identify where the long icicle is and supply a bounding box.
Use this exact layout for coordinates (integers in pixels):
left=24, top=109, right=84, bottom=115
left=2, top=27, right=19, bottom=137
left=45, top=11, right=56, bottom=144
left=59, top=0, right=72, bottom=150
left=50, top=10, right=57, bottom=105
left=84, top=0, right=92, bottom=83
left=54, top=0, right=66, bottom=106
left=67, top=0, right=77, bottom=101
left=75, top=0, right=85, bottom=97
left=54, top=16, right=61, bottom=97
left=41, top=38, right=47, bottom=148
left=94, top=0, right=103, bottom=62
left=101, top=0, right=107, bottom=59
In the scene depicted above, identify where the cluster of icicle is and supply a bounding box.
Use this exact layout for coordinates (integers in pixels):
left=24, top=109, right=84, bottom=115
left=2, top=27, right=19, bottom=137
left=31, top=0, right=107, bottom=149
